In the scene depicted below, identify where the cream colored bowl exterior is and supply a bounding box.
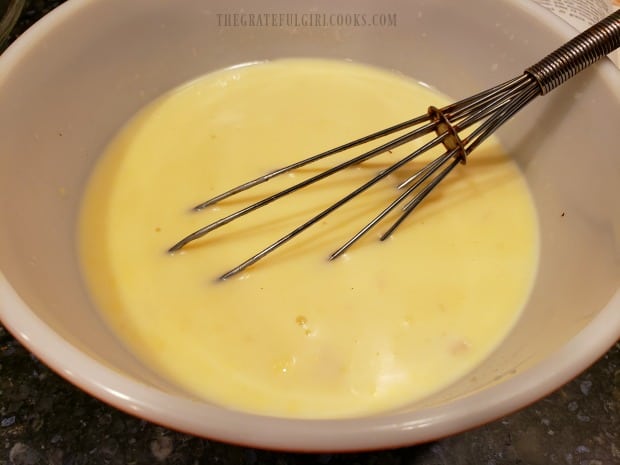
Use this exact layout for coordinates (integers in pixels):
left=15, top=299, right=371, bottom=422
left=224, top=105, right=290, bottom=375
left=0, top=0, right=618, bottom=452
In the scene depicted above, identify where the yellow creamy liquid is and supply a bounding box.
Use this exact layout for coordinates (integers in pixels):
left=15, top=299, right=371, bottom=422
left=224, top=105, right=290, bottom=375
left=79, top=59, right=538, bottom=418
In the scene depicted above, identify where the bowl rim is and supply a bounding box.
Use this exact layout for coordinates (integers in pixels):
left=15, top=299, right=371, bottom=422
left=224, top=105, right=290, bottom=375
left=0, top=0, right=619, bottom=452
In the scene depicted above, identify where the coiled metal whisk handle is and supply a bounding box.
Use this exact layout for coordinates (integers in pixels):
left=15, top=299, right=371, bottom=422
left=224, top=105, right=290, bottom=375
left=526, top=9, right=620, bottom=95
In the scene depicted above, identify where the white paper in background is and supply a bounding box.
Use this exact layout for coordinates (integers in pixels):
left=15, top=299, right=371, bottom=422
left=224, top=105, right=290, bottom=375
left=532, top=0, right=620, bottom=67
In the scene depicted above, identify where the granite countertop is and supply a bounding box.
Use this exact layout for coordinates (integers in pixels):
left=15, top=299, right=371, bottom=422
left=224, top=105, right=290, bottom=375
left=1, top=2, right=619, bottom=464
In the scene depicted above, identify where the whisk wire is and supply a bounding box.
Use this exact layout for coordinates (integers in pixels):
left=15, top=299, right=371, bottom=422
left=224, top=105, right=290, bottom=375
left=191, top=114, right=431, bottom=211
left=448, top=77, right=537, bottom=133
left=217, top=132, right=453, bottom=279
left=462, top=83, right=540, bottom=153
left=444, top=75, right=529, bottom=118
left=329, top=149, right=459, bottom=260
left=381, top=156, right=462, bottom=240
left=169, top=120, right=442, bottom=252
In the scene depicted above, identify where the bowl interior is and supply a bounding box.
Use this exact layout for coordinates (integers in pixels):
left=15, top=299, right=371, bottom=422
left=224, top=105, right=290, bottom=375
left=0, top=0, right=618, bottom=450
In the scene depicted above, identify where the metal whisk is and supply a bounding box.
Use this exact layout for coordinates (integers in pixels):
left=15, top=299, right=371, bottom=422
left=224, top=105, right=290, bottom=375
left=169, top=11, right=620, bottom=280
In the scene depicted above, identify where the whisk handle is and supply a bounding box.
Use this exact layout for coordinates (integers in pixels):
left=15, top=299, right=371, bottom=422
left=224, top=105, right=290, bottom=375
left=525, top=9, right=620, bottom=95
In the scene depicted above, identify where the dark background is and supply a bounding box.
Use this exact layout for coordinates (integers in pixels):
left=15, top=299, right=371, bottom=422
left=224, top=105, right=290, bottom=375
left=1, top=1, right=619, bottom=464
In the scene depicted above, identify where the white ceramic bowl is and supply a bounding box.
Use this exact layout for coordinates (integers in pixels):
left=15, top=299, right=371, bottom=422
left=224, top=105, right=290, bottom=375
left=0, top=0, right=618, bottom=452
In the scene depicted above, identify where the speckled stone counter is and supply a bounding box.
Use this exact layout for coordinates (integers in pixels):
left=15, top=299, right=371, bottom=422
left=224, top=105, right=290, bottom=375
left=1, top=2, right=619, bottom=464
left=1, top=322, right=618, bottom=464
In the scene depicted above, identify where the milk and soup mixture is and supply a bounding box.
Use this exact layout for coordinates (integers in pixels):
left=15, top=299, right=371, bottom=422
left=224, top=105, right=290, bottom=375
left=79, top=59, right=538, bottom=418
